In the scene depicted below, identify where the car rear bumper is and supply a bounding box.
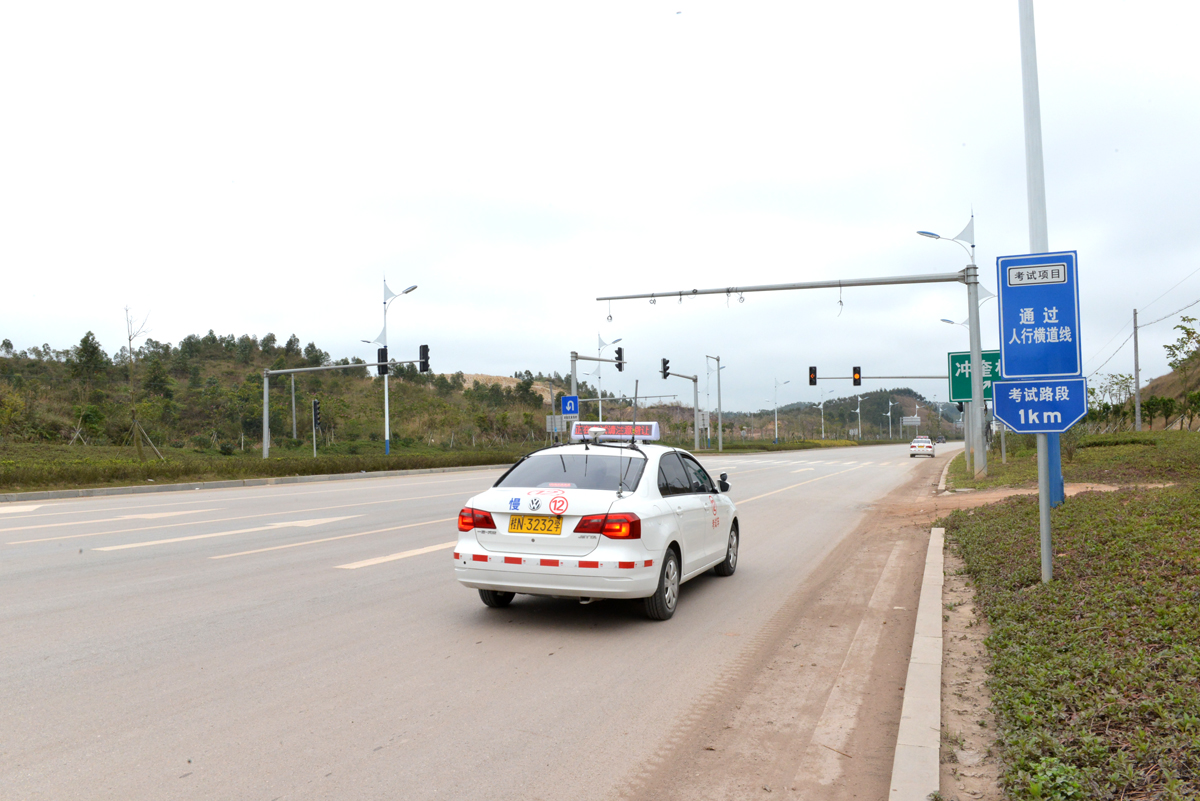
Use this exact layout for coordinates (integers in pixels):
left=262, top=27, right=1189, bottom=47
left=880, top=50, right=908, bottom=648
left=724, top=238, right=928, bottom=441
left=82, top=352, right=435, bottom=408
left=453, top=548, right=661, bottom=599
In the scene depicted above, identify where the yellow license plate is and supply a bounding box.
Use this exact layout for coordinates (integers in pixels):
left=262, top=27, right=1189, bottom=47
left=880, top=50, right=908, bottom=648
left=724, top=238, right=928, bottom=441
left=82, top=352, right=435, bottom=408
left=508, top=515, right=563, bottom=535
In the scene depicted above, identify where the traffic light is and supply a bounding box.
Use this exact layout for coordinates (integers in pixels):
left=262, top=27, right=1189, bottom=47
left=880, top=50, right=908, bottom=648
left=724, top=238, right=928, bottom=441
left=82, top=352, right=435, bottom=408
left=312, top=398, right=321, bottom=429
left=852, top=366, right=862, bottom=386
left=615, top=347, right=624, bottom=372
left=661, top=358, right=670, bottom=379
left=808, top=366, right=817, bottom=385
left=419, top=344, right=430, bottom=373
left=377, top=347, right=388, bottom=376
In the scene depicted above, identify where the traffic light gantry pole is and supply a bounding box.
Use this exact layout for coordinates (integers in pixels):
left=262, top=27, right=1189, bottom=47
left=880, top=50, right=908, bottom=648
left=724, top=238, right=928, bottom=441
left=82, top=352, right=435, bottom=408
left=570, top=349, right=625, bottom=398
left=261, top=357, right=424, bottom=459
left=660, top=358, right=701, bottom=450
left=598, top=267, right=989, bottom=477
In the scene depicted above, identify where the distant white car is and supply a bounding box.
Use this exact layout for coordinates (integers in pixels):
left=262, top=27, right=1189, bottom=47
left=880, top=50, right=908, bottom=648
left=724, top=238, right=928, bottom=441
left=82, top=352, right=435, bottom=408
left=910, top=437, right=935, bottom=458
left=453, top=422, right=738, bottom=620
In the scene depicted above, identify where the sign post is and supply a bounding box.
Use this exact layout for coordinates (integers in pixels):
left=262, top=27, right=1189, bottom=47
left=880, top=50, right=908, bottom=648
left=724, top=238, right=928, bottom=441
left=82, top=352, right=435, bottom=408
left=995, top=249, right=1082, bottom=582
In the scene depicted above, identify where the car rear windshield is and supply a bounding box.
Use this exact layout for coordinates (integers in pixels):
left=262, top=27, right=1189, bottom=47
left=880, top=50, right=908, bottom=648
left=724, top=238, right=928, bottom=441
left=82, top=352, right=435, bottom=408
left=496, top=452, right=646, bottom=492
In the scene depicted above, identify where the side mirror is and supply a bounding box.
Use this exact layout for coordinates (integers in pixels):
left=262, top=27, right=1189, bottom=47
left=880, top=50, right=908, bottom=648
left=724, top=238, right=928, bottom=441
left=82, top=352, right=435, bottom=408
left=719, top=473, right=730, bottom=493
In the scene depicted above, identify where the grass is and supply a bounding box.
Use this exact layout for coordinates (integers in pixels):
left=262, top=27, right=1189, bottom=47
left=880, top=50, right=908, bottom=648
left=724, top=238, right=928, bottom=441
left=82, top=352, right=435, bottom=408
left=947, top=430, right=1200, bottom=491
left=940, top=433, right=1200, bottom=799
left=0, top=442, right=524, bottom=494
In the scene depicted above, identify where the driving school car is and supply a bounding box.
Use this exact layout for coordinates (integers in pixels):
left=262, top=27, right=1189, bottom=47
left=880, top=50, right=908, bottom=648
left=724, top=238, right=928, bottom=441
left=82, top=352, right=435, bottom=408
left=453, top=421, right=738, bottom=620
left=909, top=436, right=935, bottom=457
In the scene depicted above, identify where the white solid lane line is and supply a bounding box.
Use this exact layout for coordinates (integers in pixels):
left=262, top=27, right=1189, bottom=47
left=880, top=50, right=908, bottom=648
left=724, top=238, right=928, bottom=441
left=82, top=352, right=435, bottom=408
left=8, top=490, right=482, bottom=545
left=335, top=541, right=457, bottom=570
left=0, top=505, right=43, bottom=514
left=790, top=468, right=815, bottom=473
left=211, top=518, right=455, bottom=559
left=0, top=509, right=221, bottom=534
left=93, top=516, right=361, bottom=551
left=0, top=473, right=501, bottom=523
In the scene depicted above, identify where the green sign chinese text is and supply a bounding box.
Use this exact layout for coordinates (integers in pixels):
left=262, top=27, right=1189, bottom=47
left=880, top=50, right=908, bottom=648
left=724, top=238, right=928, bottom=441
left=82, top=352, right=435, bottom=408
left=947, top=350, right=1001, bottom=402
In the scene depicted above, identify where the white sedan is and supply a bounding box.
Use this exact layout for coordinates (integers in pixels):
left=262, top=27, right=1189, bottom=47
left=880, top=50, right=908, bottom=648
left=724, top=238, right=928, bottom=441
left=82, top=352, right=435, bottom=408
left=909, top=436, right=935, bottom=457
left=453, top=431, right=738, bottom=620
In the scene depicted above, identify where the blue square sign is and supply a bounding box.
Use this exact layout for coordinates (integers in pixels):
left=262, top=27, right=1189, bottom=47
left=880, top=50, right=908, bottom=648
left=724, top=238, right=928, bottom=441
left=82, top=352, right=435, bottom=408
left=561, top=395, right=579, bottom=416
left=993, top=378, right=1088, bottom=433
left=996, top=251, right=1081, bottom=379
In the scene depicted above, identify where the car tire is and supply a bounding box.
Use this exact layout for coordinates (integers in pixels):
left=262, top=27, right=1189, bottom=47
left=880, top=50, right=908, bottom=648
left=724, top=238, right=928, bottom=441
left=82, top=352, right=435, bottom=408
left=713, top=524, right=738, bottom=577
left=479, top=589, right=515, bottom=608
left=644, top=548, right=680, bottom=621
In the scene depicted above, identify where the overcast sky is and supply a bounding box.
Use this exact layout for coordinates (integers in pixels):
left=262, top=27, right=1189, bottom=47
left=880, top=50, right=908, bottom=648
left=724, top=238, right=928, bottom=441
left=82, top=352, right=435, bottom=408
left=3, top=2, right=1198, bottom=413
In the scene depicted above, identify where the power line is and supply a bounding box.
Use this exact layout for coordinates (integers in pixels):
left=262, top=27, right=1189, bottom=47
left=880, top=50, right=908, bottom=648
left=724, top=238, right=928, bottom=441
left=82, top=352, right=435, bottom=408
left=1088, top=331, right=1134, bottom=378
left=1140, top=296, right=1200, bottom=328
left=1086, top=295, right=1200, bottom=379
left=1139, top=263, right=1200, bottom=316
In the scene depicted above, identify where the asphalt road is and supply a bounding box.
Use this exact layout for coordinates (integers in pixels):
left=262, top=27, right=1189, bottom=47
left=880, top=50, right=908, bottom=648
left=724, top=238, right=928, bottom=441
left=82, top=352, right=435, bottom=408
left=0, top=442, right=956, bottom=800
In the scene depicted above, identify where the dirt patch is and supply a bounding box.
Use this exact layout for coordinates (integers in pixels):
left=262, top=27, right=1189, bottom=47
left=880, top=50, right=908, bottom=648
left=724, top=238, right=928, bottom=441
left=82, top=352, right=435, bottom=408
left=620, top=457, right=951, bottom=800
left=940, top=548, right=1003, bottom=800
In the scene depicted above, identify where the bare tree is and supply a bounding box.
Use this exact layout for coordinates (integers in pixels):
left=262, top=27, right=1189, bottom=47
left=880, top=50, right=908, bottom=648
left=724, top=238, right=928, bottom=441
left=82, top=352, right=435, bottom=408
left=125, top=307, right=150, bottom=461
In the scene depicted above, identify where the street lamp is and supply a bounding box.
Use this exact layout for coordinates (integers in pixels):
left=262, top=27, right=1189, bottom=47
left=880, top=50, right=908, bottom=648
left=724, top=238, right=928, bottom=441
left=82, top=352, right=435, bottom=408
left=706, top=357, right=726, bottom=451
left=818, top=387, right=834, bottom=440
left=597, top=335, right=622, bottom=422
left=885, top=398, right=898, bottom=439
left=773, top=378, right=790, bottom=444
left=366, top=280, right=417, bottom=454
left=854, top=395, right=862, bottom=440
left=919, top=218, right=988, bottom=477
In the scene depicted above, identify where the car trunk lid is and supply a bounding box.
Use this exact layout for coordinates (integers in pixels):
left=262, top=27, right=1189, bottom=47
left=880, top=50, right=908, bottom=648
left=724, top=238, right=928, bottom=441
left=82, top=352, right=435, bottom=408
left=470, top=487, right=616, bottom=556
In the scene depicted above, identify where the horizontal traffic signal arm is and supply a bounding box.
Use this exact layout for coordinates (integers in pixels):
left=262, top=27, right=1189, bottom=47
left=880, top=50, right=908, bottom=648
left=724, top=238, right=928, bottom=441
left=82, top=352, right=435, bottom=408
left=805, top=373, right=948, bottom=380
left=264, top=361, right=418, bottom=377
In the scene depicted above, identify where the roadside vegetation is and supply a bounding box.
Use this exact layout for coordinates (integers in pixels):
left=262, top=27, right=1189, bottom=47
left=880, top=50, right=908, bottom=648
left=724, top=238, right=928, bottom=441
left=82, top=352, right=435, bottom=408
left=0, top=329, right=953, bottom=492
left=939, top=428, right=1200, bottom=799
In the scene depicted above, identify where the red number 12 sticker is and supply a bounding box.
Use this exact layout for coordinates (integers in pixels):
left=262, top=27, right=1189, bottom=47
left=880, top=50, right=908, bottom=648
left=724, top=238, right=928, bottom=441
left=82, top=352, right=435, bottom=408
left=549, top=496, right=568, bottom=515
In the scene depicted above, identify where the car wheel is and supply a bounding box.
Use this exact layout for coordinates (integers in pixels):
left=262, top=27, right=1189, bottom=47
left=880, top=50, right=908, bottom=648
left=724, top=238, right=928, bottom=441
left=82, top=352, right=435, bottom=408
left=713, top=524, right=738, bottom=577
left=644, top=547, right=680, bottom=621
left=479, top=589, right=515, bottom=608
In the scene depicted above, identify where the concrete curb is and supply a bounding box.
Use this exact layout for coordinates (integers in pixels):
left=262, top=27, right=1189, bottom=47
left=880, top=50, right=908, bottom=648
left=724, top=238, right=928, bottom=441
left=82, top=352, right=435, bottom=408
left=889, top=526, right=944, bottom=800
left=937, top=456, right=954, bottom=494
left=0, top=462, right=513, bottom=504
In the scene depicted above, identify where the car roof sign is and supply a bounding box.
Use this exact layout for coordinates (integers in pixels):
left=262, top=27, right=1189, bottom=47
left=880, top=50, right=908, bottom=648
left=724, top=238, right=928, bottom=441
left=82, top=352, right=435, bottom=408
left=569, top=421, right=660, bottom=442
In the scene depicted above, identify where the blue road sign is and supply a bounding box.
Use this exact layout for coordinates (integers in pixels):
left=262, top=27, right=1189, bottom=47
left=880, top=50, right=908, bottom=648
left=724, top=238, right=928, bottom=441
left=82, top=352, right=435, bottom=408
left=561, top=395, right=579, bottom=416
left=997, top=251, right=1081, bottom=379
left=993, top=378, right=1088, bottom=433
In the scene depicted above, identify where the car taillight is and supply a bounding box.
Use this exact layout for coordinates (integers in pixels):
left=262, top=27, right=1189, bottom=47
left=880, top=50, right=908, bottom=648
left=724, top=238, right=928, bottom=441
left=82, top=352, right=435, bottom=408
left=575, top=512, right=641, bottom=539
left=458, top=507, right=496, bottom=531
left=574, top=514, right=605, bottom=534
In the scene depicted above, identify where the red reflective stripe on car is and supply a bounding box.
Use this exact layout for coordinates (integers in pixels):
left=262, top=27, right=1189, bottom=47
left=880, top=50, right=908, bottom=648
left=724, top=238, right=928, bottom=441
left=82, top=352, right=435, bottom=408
left=452, top=552, right=460, bottom=560
left=618, top=561, right=635, bottom=569
left=540, top=559, right=559, bottom=567
left=645, top=559, right=653, bottom=568
left=504, top=556, right=522, bottom=565
left=472, top=554, right=488, bottom=562
left=579, top=561, right=600, bottom=568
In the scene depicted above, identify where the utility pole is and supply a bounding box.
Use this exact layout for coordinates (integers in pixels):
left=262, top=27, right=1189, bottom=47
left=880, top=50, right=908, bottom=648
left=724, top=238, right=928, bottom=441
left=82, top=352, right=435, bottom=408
left=1133, top=308, right=1142, bottom=431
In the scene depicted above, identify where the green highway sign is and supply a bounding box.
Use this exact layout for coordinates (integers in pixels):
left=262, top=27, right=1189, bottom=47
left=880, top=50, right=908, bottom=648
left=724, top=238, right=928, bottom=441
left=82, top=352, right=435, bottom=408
left=948, top=350, right=1001, bottom=402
